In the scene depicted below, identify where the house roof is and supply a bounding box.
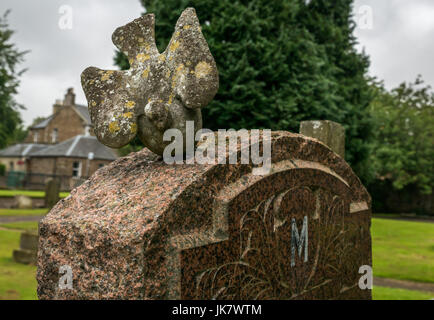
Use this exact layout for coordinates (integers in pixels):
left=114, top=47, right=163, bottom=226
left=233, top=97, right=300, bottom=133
left=30, top=135, right=118, bottom=161
left=74, top=104, right=92, bottom=125
left=31, top=104, right=92, bottom=129
left=32, top=115, right=54, bottom=129
left=0, top=143, right=48, bottom=158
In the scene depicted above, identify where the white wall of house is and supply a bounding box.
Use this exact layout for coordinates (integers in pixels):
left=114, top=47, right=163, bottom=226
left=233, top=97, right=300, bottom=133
left=0, top=157, right=27, bottom=172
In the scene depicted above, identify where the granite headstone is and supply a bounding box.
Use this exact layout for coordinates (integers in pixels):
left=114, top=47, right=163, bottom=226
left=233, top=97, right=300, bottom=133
left=37, top=132, right=372, bottom=299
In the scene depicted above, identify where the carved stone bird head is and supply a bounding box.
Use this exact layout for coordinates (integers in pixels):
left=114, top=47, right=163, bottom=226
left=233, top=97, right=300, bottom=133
left=81, top=8, right=219, bottom=155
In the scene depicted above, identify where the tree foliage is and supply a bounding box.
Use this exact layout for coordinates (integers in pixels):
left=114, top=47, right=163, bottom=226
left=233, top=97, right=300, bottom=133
left=369, top=77, right=434, bottom=195
left=115, top=0, right=374, bottom=181
left=0, top=10, right=27, bottom=148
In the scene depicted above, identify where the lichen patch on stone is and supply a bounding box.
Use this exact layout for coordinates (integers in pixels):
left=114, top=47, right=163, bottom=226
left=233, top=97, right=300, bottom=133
left=125, top=101, right=136, bottom=109
left=195, top=61, right=212, bottom=79
left=101, top=70, right=114, bottom=81
left=136, top=53, right=150, bottom=62
left=169, top=40, right=180, bottom=52
left=109, top=121, right=120, bottom=133
left=142, top=68, right=150, bottom=78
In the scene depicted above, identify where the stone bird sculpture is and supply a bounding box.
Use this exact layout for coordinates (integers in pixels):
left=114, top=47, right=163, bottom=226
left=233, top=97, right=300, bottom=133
left=81, top=8, right=219, bottom=155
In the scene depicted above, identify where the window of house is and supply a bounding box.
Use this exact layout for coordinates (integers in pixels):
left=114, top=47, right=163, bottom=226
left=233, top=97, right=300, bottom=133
left=98, top=163, right=104, bottom=168
left=72, top=161, right=82, bottom=177
left=33, top=131, right=38, bottom=143
left=52, top=128, right=58, bottom=143
left=9, top=162, right=14, bottom=171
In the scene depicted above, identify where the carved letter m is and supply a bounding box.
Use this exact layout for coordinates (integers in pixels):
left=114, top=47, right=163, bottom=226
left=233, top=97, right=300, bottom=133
left=291, top=216, right=308, bottom=267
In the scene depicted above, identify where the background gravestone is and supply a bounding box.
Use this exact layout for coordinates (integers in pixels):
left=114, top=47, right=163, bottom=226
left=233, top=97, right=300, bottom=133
left=300, top=120, right=346, bottom=158
left=14, top=195, right=32, bottom=209
left=13, top=230, right=38, bottom=265
left=37, top=132, right=372, bottom=300
left=44, top=178, right=60, bottom=209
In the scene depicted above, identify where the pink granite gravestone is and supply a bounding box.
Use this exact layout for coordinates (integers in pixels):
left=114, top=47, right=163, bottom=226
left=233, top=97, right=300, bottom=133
left=37, top=131, right=372, bottom=299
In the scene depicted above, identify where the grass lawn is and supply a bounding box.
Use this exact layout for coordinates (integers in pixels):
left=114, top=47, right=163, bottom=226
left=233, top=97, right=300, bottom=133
left=372, top=218, right=434, bottom=283
left=0, top=229, right=37, bottom=300
left=373, top=286, right=433, bottom=300
left=0, top=189, right=69, bottom=198
left=0, top=221, right=39, bottom=232
left=0, top=208, right=48, bottom=217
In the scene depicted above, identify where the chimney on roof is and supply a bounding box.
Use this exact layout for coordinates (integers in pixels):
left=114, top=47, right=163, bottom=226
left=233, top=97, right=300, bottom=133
left=53, top=88, right=75, bottom=114
left=52, top=99, right=63, bottom=114
left=64, top=87, right=75, bottom=106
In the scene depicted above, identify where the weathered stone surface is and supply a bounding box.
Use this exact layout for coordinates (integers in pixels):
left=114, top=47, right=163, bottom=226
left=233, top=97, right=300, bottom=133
left=81, top=7, right=218, bottom=155
left=14, top=195, right=32, bottom=209
left=45, top=178, right=60, bottom=209
left=13, top=230, right=38, bottom=265
left=37, top=131, right=371, bottom=300
left=300, top=120, right=346, bottom=158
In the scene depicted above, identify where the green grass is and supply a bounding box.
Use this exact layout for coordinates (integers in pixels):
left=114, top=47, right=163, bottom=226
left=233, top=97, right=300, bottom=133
left=0, top=208, right=48, bottom=217
left=373, top=286, right=433, bottom=300
left=0, top=189, right=69, bottom=198
left=0, top=221, right=39, bottom=232
left=0, top=229, right=37, bottom=300
left=372, top=218, right=434, bottom=283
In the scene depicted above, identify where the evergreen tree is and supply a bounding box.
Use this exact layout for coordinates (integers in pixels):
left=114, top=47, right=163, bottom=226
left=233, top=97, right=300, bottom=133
left=115, top=0, right=373, bottom=182
left=298, top=0, right=374, bottom=180
left=0, top=10, right=27, bottom=148
left=369, top=77, right=434, bottom=195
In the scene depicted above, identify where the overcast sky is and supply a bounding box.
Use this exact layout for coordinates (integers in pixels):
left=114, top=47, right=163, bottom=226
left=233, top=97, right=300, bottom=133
left=0, top=0, right=433, bottom=126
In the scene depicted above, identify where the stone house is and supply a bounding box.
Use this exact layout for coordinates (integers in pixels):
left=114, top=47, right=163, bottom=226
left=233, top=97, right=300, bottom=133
left=0, top=88, right=118, bottom=190
left=25, top=88, right=94, bottom=144
left=26, top=134, right=118, bottom=190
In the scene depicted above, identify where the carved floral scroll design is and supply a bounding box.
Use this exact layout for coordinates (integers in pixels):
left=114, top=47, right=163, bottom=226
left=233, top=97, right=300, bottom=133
left=195, top=186, right=352, bottom=299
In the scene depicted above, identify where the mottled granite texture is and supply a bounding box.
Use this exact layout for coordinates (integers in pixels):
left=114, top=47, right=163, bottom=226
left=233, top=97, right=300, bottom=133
left=37, top=131, right=372, bottom=300
left=81, top=8, right=218, bottom=155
